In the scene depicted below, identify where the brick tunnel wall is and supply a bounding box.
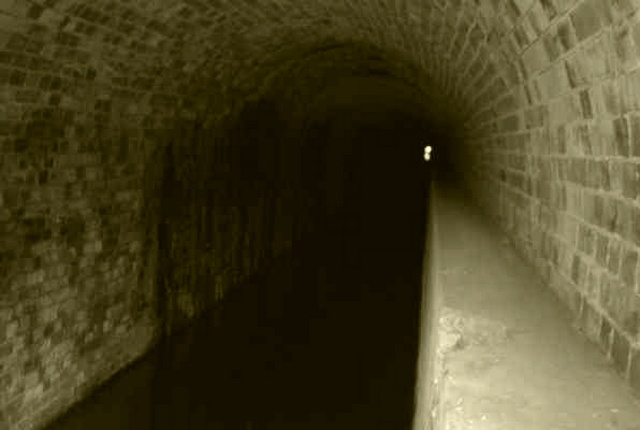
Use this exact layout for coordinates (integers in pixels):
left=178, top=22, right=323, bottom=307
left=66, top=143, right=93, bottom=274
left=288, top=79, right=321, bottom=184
left=454, top=0, right=640, bottom=396
left=2, top=0, right=640, bottom=428
left=0, top=2, right=435, bottom=425
left=0, top=40, right=385, bottom=427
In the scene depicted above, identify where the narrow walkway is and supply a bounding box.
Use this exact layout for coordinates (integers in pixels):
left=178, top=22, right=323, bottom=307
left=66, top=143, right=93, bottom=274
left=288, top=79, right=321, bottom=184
left=435, top=185, right=640, bottom=429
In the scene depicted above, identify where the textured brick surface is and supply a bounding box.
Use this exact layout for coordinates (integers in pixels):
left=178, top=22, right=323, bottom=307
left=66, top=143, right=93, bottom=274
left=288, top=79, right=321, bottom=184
left=2, top=0, right=640, bottom=428
left=458, top=0, right=640, bottom=399
left=0, top=2, right=439, bottom=427
left=632, top=349, right=640, bottom=395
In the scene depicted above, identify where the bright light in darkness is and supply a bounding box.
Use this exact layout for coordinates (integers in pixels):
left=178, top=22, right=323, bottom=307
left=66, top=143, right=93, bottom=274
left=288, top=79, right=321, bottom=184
left=424, top=145, right=432, bottom=161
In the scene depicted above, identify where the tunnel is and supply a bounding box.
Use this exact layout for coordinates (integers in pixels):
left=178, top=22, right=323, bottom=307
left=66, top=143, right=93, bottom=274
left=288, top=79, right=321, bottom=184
left=2, top=0, right=640, bottom=429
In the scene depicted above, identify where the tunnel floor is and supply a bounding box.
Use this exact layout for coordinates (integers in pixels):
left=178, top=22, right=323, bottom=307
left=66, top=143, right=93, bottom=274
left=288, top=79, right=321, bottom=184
left=46, top=182, right=428, bottom=429
left=435, top=184, right=640, bottom=430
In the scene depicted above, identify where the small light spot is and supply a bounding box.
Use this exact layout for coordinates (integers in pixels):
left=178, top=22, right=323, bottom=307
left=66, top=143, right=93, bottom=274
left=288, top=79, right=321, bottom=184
left=424, top=145, right=432, bottom=161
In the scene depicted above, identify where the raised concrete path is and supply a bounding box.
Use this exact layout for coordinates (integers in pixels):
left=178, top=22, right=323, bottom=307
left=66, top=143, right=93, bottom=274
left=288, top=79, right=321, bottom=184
left=434, top=184, right=640, bottom=429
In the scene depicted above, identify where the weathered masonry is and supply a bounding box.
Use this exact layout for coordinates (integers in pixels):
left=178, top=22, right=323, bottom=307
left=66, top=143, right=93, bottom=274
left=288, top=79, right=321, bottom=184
left=2, top=0, right=640, bottom=428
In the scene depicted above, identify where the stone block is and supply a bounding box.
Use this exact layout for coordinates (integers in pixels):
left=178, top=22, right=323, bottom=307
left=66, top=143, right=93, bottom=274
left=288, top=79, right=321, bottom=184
left=602, top=196, right=619, bottom=232
left=600, top=313, right=613, bottom=353
left=616, top=200, right=634, bottom=239
left=620, top=247, right=639, bottom=290
left=613, top=117, right=630, bottom=156
left=558, top=18, right=578, bottom=51
left=633, top=208, right=640, bottom=248
left=579, top=297, right=602, bottom=342
left=585, top=160, right=600, bottom=188
left=609, top=160, right=625, bottom=195
left=601, top=273, right=640, bottom=337
left=596, top=232, right=609, bottom=266
left=571, top=0, right=606, bottom=42
left=577, top=223, right=595, bottom=255
left=631, top=348, right=640, bottom=396
left=571, top=253, right=586, bottom=284
left=543, top=32, right=561, bottom=61
left=612, top=327, right=631, bottom=375
left=500, top=114, right=520, bottom=132
left=586, top=267, right=601, bottom=300
left=624, top=69, right=640, bottom=111
left=522, top=39, right=549, bottom=75
left=624, top=295, right=640, bottom=337
left=579, top=89, right=593, bottom=119
left=608, top=240, right=622, bottom=275
left=539, top=0, right=558, bottom=20
left=622, top=162, right=640, bottom=200
left=629, top=114, right=640, bottom=156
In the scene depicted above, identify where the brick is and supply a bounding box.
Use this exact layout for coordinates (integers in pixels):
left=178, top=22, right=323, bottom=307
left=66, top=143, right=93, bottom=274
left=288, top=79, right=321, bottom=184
left=602, top=197, right=619, bottom=232
left=585, top=160, right=600, bottom=188
left=610, top=160, right=625, bottom=195
left=600, top=162, right=611, bottom=190
left=621, top=247, right=639, bottom=289
left=602, top=274, right=640, bottom=337
left=608, top=240, right=622, bottom=274
left=557, top=19, right=577, bottom=52
left=572, top=158, right=587, bottom=185
left=27, top=4, right=44, bottom=20
left=630, top=115, right=640, bottom=157
left=632, top=348, right=640, bottom=395
left=623, top=298, right=640, bottom=336
left=579, top=90, right=593, bottom=119
left=9, top=70, right=26, bottom=86
left=600, top=313, right=613, bottom=352
left=583, top=190, right=596, bottom=222
left=617, top=200, right=634, bottom=239
left=500, top=114, right=520, bottom=132
left=571, top=253, right=583, bottom=283
left=556, top=125, right=567, bottom=153
left=539, top=0, right=558, bottom=20
left=577, top=124, right=593, bottom=155
left=633, top=209, right=640, bottom=247
left=615, top=26, right=634, bottom=65
left=579, top=298, right=602, bottom=341
left=587, top=267, right=601, bottom=299
left=543, top=33, right=560, bottom=60
left=596, top=232, right=609, bottom=265
left=611, top=327, right=631, bottom=374
left=613, top=117, right=630, bottom=156
left=571, top=0, right=606, bottom=42
left=622, top=162, right=640, bottom=199
left=578, top=223, right=596, bottom=255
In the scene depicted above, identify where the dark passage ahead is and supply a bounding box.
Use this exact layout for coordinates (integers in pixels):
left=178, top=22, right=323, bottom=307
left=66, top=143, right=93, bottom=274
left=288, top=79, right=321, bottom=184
left=47, top=121, right=430, bottom=430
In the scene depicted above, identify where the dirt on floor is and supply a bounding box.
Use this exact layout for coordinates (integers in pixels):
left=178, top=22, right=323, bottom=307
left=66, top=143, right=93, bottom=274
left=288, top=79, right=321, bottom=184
left=438, top=304, right=640, bottom=430
left=433, top=185, right=640, bottom=430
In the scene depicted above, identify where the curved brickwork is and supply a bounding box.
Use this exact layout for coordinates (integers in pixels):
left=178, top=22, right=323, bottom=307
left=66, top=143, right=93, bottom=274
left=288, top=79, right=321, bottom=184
left=457, top=0, right=640, bottom=402
left=2, top=0, right=640, bottom=428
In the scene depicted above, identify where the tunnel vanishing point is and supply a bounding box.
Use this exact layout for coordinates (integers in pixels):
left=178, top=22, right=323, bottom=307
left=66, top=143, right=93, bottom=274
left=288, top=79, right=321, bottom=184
left=3, top=0, right=640, bottom=428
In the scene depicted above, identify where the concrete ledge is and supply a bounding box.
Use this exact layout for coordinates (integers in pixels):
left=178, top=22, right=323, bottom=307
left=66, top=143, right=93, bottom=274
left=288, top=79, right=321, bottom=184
left=435, top=185, right=640, bottom=429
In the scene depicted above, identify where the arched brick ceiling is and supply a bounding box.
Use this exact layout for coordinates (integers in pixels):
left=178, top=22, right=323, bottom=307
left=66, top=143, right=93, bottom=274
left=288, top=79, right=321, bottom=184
left=1, top=0, right=529, bottom=133
left=6, top=1, right=640, bottom=428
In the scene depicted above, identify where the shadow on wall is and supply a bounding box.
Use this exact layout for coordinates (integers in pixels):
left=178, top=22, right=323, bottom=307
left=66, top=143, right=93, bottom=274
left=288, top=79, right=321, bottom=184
left=153, top=97, right=302, bottom=339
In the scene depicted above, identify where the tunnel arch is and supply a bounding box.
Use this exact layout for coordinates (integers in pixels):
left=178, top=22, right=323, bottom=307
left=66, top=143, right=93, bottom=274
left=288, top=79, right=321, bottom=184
left=4, top=0, right=640, bottom=428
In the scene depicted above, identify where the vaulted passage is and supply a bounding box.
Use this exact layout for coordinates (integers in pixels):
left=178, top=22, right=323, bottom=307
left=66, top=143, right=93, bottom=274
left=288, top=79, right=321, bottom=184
left=43, top=110, right=429, bottom=429
left=2, top=1, right=640, bottom=429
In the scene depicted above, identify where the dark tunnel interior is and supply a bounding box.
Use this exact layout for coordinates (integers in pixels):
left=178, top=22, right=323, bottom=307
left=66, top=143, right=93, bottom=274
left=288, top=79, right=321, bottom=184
left=6, top=2, right=640, bottom=428
left=44, top=72, right=439, bottom=429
